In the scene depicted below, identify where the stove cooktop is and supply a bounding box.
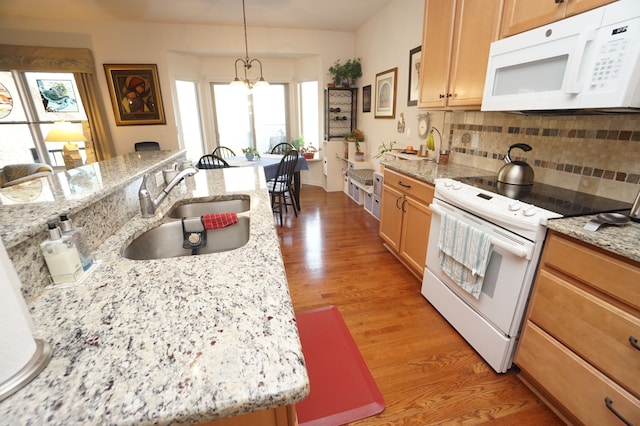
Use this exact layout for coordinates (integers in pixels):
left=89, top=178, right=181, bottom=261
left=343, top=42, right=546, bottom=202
left=457, top=176, right=632, bottom=217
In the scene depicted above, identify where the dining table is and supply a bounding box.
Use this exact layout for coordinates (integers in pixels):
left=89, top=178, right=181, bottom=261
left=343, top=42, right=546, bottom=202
left=226, top=154, right=309, bottom=210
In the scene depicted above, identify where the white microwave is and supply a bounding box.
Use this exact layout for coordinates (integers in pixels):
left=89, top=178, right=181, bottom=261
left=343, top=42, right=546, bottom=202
left=481, top=0, right=640, bottom=113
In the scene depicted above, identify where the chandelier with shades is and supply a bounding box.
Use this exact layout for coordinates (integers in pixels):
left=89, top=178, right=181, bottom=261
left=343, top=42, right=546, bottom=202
left=230, top=0, right=269, bottom=90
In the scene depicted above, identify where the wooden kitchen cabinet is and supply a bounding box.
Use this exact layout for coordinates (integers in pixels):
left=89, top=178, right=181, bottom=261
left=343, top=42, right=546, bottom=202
left=379, top=169, right=434, bottom=278
left=514, top=231, right=640, bottom=425
left=500, top=0, right=617, bottom=38
left=418, top=0, right=502, bottom=109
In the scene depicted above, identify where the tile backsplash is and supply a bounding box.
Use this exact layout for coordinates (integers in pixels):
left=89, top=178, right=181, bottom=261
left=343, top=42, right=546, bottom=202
left=440, top=111, right=640, bottom=203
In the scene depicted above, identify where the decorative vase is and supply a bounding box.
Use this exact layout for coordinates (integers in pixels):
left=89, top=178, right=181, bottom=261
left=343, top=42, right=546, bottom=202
left=303, top=153, right=314, bottom=160
left=355, top=152, right=365, bottom=162
left=245, top=152, right=254, bottom=161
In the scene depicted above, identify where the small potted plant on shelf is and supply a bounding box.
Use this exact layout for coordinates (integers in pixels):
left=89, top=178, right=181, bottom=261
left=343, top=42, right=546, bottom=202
left=242, top=147, right=261, bottom=161
left=345, top=129, right=365, bottom=161
left=290, top=136, right=305, bottom=151
left=328, top=58, right=362, bottom=88
left=300, top=144, right=318, bottom=160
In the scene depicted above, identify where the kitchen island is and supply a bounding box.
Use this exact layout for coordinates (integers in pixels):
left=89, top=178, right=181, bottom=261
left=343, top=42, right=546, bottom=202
left=0, top=165, right=309, bottom=424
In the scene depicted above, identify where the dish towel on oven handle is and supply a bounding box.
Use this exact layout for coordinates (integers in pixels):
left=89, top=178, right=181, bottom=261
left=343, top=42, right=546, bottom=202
left=438, top=212, right=492, bottom=299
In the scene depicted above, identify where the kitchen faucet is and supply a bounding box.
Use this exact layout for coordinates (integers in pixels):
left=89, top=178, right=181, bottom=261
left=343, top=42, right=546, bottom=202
left=138, top=167, right=198, bottom=217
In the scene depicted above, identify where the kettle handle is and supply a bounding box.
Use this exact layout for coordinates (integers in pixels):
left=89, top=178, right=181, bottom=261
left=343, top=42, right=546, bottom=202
left=505, top=143, right=532, bottom=163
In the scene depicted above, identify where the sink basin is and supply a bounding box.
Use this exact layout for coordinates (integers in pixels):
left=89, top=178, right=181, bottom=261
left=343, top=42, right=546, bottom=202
left=123, top=217, right=250, bottom=260
left=168, top=197, right=250, bottom=219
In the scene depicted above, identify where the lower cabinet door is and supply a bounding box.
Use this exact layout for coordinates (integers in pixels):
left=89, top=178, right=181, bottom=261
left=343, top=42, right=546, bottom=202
left=515, top=322, right=640, bottom=426
left=399, top=197, right=431, bottom=276
left=379, top=185, right=403, bottom=252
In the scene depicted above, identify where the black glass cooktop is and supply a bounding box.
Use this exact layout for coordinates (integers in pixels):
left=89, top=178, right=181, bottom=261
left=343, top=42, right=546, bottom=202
left=458, top=176, right=632, bottom=217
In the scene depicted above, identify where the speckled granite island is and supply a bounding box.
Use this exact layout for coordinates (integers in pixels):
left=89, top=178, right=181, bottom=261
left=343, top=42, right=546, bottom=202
left=0, top=155, right=309, bottom=424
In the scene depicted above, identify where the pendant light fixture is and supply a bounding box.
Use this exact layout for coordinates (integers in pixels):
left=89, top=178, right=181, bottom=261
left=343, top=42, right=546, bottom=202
left=230, top=0, right=269, bottom=91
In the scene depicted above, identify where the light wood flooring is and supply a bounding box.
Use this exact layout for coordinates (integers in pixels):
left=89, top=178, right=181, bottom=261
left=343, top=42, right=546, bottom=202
left=277, top=185, right=563, bottom=425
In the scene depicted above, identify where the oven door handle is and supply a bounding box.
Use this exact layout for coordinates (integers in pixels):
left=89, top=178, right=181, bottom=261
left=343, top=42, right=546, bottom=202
left=430, top=203, right=533, bottom=260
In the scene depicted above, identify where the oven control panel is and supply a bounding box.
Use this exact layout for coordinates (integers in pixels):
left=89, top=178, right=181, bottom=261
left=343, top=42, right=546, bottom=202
left=434, top=179, right=562, bottom=240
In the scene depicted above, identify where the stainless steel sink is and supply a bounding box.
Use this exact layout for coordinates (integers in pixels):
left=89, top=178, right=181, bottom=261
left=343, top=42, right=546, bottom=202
left=124, top=196, right=251, bottom=260
left=123, top=217, right=250, bottom=260
left=167, top=197, right=250, bottom=219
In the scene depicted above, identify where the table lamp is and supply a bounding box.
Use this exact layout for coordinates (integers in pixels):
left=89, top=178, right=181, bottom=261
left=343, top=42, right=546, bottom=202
left=44, top=121, right=85, bottom=170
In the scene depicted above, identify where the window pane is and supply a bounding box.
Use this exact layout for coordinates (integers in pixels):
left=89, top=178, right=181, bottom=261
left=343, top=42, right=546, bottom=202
left=253, top=85, right=287, bottom=153
left=0, top=71, right=27, bottom=122
left=212, top=84, right=251, bottom=154
left=24, top=72, right=87, bottom=121
left=176, top=80, right=204, bottom=160
left=0, top=124, right=36, bottom=167
left=299, top=81, right=319, bottom=147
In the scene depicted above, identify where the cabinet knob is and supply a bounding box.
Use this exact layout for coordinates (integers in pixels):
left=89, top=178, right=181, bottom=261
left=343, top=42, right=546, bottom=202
left=630, top=336, right=640, bottom=351
left=554, top=0, right=564, bottom=3
left=439, top=94, right=445, bottom=99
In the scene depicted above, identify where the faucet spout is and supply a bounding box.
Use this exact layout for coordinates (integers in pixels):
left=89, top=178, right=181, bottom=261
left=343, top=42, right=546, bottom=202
left=139, top=167, right=199, bottom=217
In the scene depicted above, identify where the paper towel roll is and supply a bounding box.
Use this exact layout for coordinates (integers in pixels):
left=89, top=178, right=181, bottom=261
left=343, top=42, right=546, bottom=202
left=0, top=241, right=38, bottom=384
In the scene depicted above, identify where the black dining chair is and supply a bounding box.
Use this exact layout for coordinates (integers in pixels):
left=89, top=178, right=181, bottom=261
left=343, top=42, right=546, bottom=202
left=267, top=150, right=299, bottom=226
left=196, top=154, right=230, bottom=169
left=212, top=146, right=236, bottom=159
left=134, top=141, right=160, bottom=151
left=270, top=142, right=295, bottom=155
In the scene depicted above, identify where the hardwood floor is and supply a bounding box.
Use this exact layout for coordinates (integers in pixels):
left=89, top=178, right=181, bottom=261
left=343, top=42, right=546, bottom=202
left=277, top=185, right=563, bottom=425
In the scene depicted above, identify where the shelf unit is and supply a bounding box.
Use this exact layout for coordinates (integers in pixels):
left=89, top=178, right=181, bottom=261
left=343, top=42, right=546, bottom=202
left=324, top=88, right=357, bottom=140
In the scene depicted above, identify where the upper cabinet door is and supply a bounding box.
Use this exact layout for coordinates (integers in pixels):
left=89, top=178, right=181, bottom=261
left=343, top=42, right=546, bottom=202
left=501, top=0, right=616, bottom=38
left=447, top=0, right=503, bottom=108
left=418, top=0, right=455, bottom=108
left=418, top=0, right=502, bottom=110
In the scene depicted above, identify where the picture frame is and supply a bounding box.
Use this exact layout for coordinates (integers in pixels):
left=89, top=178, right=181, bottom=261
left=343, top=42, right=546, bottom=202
left=407, top=46, right=421, bottom=106
left=103, top=64, right=166, bottom=126
left=362, top=85, right=371, bottom=113
left=374, top=67, right=397, bottom=119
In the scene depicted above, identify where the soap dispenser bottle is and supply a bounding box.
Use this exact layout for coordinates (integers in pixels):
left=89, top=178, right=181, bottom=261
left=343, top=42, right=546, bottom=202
left=59, top=214, right=94, bottom=271
left=40, top=221, right=84, bottom=285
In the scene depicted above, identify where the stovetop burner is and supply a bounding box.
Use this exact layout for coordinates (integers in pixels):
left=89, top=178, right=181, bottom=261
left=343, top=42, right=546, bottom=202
left=458, top=176, right=632, bottom=217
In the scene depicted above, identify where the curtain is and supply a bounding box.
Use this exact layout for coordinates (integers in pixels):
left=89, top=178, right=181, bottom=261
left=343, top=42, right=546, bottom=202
left=0, top=44, right=115, bottom=161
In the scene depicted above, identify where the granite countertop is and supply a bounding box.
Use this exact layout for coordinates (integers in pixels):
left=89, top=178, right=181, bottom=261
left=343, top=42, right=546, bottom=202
left=382, top=159, right=640, bottom=264
left=0, top=167, right=309, bottom=424
left=0, top=150, right=184, bottom=249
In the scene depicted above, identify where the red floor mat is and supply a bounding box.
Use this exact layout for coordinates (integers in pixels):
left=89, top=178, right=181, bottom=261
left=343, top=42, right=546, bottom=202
left=295, top=306, right=385, bottom=426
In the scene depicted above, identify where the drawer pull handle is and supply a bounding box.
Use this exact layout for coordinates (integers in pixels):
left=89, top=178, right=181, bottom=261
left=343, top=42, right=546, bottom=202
left=605, top=397, right=633, bottom=426
left=395, top=196, right=403, bottom=209
left=398, top=181, right=411, bottom=189
left=630, top=336, right=640, bottom=351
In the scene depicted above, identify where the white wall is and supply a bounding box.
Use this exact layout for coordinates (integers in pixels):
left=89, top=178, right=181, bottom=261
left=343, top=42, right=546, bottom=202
left=355, top=0, right=426, bottom=168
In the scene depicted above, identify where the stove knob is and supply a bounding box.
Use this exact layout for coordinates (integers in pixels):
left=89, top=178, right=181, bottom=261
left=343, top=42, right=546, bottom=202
left=508, top=201, right=522, bottom=211
left=452, top=182, right=462, bottom=190
left=523, top=205, right=537, bottom=217
left=444, top=180, right=453, bottom=188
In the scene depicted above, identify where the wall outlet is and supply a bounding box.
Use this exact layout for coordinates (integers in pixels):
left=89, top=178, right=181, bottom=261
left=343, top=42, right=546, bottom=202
left=155, top=171, right=164, bottom=187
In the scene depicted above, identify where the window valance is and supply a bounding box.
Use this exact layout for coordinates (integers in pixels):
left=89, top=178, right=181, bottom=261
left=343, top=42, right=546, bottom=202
left=0, top=44, right=95, bottom=73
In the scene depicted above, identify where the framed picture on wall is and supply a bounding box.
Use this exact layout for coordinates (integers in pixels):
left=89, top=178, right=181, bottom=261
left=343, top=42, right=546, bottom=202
left=374, top=67, right=397, bottom=119
left=407, top=46, right=421, bottom=106
left=104, top=64, right=166, bottom=126
left=362, top=85, right=372, bottom=113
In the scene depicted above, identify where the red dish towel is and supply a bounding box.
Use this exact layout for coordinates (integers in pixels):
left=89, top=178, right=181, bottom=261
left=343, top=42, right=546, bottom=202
left=202, top=213, right=238, bottom=229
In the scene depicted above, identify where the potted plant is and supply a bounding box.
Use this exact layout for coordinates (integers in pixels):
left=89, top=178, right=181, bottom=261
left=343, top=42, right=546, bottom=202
left=328, top=58, right=362, bottom=88
left=344, top=129, right=365, bottom=161
left=290, top=135, right=305, bottom=151
left=300, top=144, right=318, bottom=160
left=242, top=147, right=261, bottom=161
left=374, top=140, right=398, bottom=159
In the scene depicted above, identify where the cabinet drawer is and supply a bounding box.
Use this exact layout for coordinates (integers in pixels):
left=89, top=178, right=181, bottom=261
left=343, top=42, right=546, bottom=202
left=383, top=169, right=434, bottom=205
left=516, top=322, right=640, bottom=426
left=529, top=270, right=640, bottom=397
left=542, top=233, right=640, bottom=310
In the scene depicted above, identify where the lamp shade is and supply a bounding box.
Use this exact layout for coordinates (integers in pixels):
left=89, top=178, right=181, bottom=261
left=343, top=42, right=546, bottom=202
left=44, top=121, right=85, bottom=143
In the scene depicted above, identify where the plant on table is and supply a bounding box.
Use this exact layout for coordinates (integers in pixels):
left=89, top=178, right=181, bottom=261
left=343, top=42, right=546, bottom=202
left=290, top=136, right=305, bottom=151
left=242, top=147, right=261, bottom=160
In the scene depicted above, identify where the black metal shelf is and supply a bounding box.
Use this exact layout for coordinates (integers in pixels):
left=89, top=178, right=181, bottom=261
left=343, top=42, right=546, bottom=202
left=324, top=88, right=357, bottom=140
